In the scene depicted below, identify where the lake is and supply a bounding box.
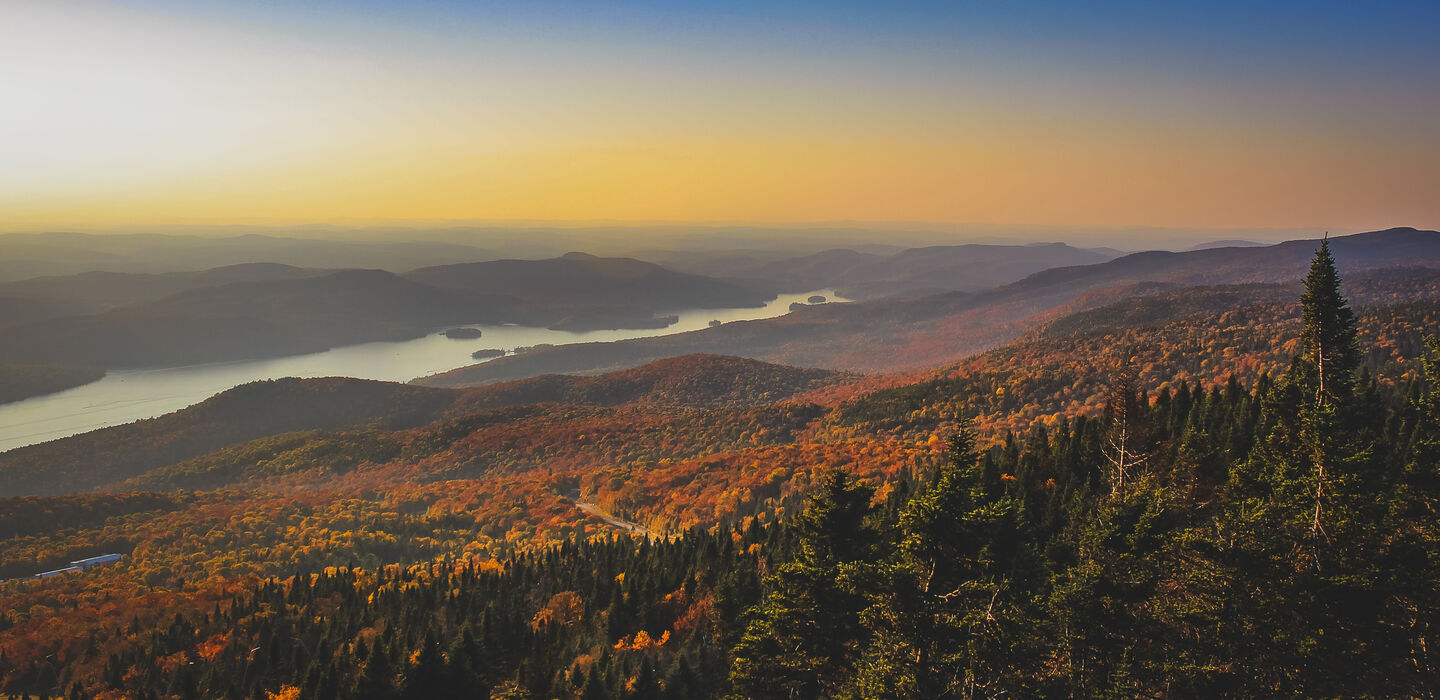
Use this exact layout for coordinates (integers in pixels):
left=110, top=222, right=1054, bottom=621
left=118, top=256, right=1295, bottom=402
left=0, top=290, right=846, bottom=452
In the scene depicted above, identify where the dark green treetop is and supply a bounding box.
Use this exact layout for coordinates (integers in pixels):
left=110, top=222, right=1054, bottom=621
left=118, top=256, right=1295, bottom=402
left=1299, top=237, right=1362, bottom=405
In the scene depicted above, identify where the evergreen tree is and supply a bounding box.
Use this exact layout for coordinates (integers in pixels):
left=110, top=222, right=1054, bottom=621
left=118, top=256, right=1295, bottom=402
left=728, top=468, right=878, bottom=699
left=1219, top=239, right=1385, bottom=695
left=1299, top=238, right=1362, bottom=404
left=353, top=639, right=396, bottom=700
left=402, top=629, right=445, bottom=700
left=1383, top=336, right=1440, bottom=688
left=845, top=417, right=1039, bottom=698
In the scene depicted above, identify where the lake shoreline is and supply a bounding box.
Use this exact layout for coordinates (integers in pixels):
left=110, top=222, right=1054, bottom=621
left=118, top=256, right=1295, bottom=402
left=0, top=290, right=846, bottom=453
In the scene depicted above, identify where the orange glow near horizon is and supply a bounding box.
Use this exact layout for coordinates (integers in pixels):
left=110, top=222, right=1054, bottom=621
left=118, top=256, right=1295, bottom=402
left=2, top=2, right=1437, bottom=234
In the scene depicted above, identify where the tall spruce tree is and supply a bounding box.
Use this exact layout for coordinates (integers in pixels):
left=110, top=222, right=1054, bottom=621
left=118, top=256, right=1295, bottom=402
left=1221, top=238, right=1384, bottom=695
left=1299, top=238, right=1362, bottom=405
left=728, top=468, right=879, bottom=699
left=1292, top=237, right=1368, bottom=566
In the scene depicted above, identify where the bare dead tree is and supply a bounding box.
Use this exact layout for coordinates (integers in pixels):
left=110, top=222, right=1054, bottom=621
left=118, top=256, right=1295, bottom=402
left=1104, top=357, right=1151, bottom=493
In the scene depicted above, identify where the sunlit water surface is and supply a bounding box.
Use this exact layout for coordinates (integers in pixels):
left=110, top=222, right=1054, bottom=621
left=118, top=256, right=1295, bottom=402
left=0, top=290, right=845, bottom=453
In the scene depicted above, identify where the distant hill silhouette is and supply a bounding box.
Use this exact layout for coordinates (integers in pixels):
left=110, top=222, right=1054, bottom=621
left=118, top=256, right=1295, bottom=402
left=0, top=296, right=101, bottom=329
left=419, top=228, right=1440, bottom=385
left=0, top=270, right=520, bottom=368
left=735, top=243, right=1118, bottom=299
left=0, top=364, right=105, bottom=405
left=1188, top=239, right=1267, bottom=250
left=0, top=255, right=773, bottom=373
left=0, top=232, right=500, bottom=281
left=406, top=252, right=769, bottom=311
left=0, top=263, right=326, bottom=310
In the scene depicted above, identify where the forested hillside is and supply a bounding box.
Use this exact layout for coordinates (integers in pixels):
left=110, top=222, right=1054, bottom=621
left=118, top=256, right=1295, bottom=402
left=1, top=242, right=1438, bottom=698
left=421, top=228, right=1440, bottom=386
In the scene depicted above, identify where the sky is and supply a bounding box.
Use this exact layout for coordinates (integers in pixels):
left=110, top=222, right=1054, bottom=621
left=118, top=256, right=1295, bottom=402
left=1, top=0, right=1438, bottom=235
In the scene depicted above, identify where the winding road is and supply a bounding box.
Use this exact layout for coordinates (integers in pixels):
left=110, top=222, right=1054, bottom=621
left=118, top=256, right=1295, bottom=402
left=570, top=493, right=661, bottom=539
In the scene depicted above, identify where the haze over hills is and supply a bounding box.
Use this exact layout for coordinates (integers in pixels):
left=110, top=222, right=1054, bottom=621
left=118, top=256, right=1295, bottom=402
left=0, top=263, right=328, bottom=320
left=1189, top=239, right=1267, bottom=250
left=0, top=270, right=513, bottom=369
left=0, top=240, right=1139, bottom=403
left=7, top=0, right=1439, bottom=693
left=419, top=227, right=1440, bottom=386
left=729, top=242, right=1119, bottom=299
left=0, top=223, right=1316, bottom=284
left=0, top=254, right=778, bottom=376
left=12, top=239, right=1437, bottom=498
left=4, top=234, right=1440, bottom=697
left=0, top=295, right=100, bottom=330
left=0, top=232, right=504, bottom=282
left=3, top=247, right=1435, bottom=524
left=1, top=228, right=1426, bottom=410
left=405, top=252, right=769, bottom=312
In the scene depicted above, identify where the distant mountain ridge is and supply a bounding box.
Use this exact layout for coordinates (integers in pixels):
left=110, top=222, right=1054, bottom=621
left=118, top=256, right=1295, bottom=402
left=0, top=255, right=773, bottom=374
left=0, top=269, right=516, bottom=369
left=406, top=252, right=769, bottom=311
left=0, top=263, right=326, bottom=314
left=418, top=227, right=1440, bottom=385
left=1189, top=239, right=1267, bottom=250
left=11, top=250, right=1440, bottom=498
left=730, top=242, right=1119, bottom=299
left=0, top=232, right=508, bottom=282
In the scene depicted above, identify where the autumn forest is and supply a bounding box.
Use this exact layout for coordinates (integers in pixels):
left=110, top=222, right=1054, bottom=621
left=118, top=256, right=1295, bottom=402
left=0, top=234, right=1435, bottom=699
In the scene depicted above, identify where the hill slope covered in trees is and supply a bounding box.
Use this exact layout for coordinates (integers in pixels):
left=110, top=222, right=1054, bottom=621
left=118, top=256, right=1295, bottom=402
left=421, top=228, right=1440, bottom=386
left=1, top=242, right=1438, bottom=698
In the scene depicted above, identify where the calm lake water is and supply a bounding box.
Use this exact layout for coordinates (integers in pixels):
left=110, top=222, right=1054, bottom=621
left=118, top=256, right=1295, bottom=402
left=0, top=290, right=846, bottom=453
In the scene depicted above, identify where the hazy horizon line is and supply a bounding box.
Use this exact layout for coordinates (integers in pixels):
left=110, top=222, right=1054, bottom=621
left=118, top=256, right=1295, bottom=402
left=0, top=218, right=1395, bottom=239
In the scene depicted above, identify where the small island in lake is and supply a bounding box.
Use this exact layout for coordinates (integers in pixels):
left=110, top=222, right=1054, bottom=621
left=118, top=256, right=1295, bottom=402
left=709, top=319, right=723, bottom=328
left=470, top=349, right=506, bottom=360
left=442, top=327, right=484, bottom=339
left=807, top=295, right=827, bottom=304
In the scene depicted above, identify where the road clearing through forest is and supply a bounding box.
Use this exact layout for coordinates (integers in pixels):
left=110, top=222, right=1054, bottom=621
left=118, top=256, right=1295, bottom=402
left=571, top=496, right=660, bottom=539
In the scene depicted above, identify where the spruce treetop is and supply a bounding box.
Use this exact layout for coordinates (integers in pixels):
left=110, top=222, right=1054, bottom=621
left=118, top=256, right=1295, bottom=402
left=1300, top=237, right=1362, bottom=404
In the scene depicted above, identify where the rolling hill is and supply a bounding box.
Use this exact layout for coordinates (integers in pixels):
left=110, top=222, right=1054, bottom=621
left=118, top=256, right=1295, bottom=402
left=0, top=254, right=778, bottom=375
left=418, top=228, right=1440, bottom=386
left=0, top=232, right=502, bottom=281
left=0, top=353, right=852, bottom=496
left=0, top=295, right=103, bottom=329
left=4, top=246, right=1440, bottom=698
left=406, top=252, right=771, bottom=312
left=0, top=270, right=521, bottom=369
left=736, top=242, right=1120, bottom=299
left=0, top=377, right=462, bottom=496
left=445, top=354, right=851, bottom=413
left=0, top=262, right=327, bottom=311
